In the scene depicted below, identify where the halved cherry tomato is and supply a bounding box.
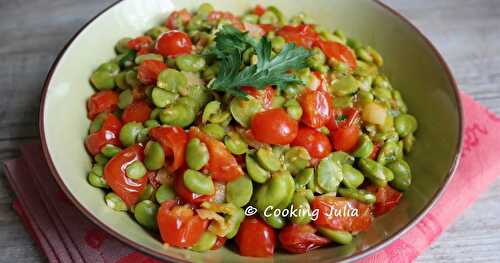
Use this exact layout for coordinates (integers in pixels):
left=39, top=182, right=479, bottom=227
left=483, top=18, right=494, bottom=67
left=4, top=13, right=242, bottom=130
left=87, top=90, right=119, bottom=119
left=291, top=127, right=332, bottom=159
left=315, top=40, right=357, bottom=70
left=149, top=126, right=188, bottom=173
left=253, top=5, right=266, bottom=16
left=277, top=24, right=319, bottom=48
left=311, top=196, right=373, bottom=233
left=157, top=201, right=209, bottom=248
left=127, top=36, right=153, bottom=51
left=211, top=236, right=227, bottom=250
left=251, top=108, right=299, bottom=145
left=121, top=100, right=152, bottom=123
left=299, top=89, right=332, bottom=128
left=279, top=224, right=330, bottom=254
left=174, top=172, right=213, bottom=205
left=137, top=60, right=167, bottom=85
left=331, top=125, right=360, bottom=153
left=366, top=185, right=403, bottom=216
left=241, top=86, right=274, bottom=109
left=103, top=145, right=148, bottom=206
left=327, top=107, right=360, bottom=131
left=310, top=71, right=328, bottom=92
left=188, top=127, right=243, bottom=182
left=137, top=46, right=155, bottom=56
left=235, top=216, right=276, bottom=257
left=207, top=11, right=244, bottom=31
left=85, top=113, right=122, bottom=156
left=165, top=9, right=191, bottom=29
left=156, top=30, right=192, bottom=57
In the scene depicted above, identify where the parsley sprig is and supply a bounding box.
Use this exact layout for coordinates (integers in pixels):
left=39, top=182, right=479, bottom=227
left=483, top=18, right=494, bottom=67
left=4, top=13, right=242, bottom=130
left=208, top=26, right=311, bottom=97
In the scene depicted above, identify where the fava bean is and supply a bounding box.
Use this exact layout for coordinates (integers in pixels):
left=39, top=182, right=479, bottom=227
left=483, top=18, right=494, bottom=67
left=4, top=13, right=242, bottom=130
left=284, top=146, right=311, bottom=174
left=134, top=200, right=159, bottom=230
left=157, top=69, right=187, bottom=93
left=358, top=158, right=394, bottom=187
left=261, top=212, right=286, bottom=229
left=225, top=206, right=245, bottom=239
left=331, top=75, right=359, bottom=96
left=119, top=122, right=143, bottom=146
left=101, top=144, right=121, bottom=158
left=91, top=163, right=104, bottom=177
left=330, top=151, right=355, bottom=166
left=155, top=184, right=176, bottom=203
left=105, top=192, right=127, bottom=211
left=183, top=169, right=214, bottom=195
left=115, top=37, right=132, bottom=54
left=271, top=36, right=286, bottom=53
left=259, top=10, right=279, bottom=24
left=191, top=231, right=217, bottom=252
left=377, top=141, right=402, bottom=165
left=317, top=227, right=352, bottom=245
left=229, top=97, right=263, bottom=128
left=294, top=168, right=314, bottom=189
left=115, top=72, right=131, bottom=90
left=88, top=172, right=108, bottom=188
left=395, top=114, right=418, bottom=137
left=159, top=103, right=195, bottom=127
left=338, top=187, right=376, bottom=204
left=307, top=47, right=326, bottom=70
left=145, top=26, right=168, bottom=40
left=152, top=87, right=178, bottom=108
left=125, top=70, right=141, bottom=88
left=403, top=134, right=415, bottom=153
left=289, top=191, right=312, bottom=224
left=176, top=54, right=206, bottom=72
left=256, top=147, right=281, bottom=172
left=144, top=119, right=159, bottom=128
left=186, top=138, right=209, bottom=170
left=226, top=175, right=253, bottom=207
left=316, top=157, right=343, bottom=193
left=144, top=141, right=165, bottom=170
left=254, top=171, right=291, bottom=212
left=90, top=70, right=115, bottom=90
left=284, top=99, right=303, bottom=120
left=197, top=3, right=214, bottom=18
left=118, top=89, right=133, bottom=109
left=224, top=131, right=248, bottom=155
left=136, top=127, right=150, bottom=143
left=89, top=113, right=106, bottom=134
left=341, top=164, right=364, bottom=189
left=202, top=101, right=221, bottom=123
left=135, top=53, right=163, bottom=64
left=202, top=123, right=226, bottom=141
left=126, top=160, right=147, bottom=179
left=392, top=90, right=408, bottom=113
left=246, top=154, right=270, bottom=183
left=138, top=183, right=155, bottom=202
left=352, top=134, right=374, bottom=159
left=94, top=153, right=109, bottom=165
left=271, top=95, right=286, bottom=109
left=366, top=46, right=383, bottom=66
left=387, top=159, right=412, bottom=191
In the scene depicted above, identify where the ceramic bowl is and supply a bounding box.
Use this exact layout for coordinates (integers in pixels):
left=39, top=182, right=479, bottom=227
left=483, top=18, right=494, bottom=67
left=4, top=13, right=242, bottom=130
left=39, top=0, right=463, bottom=261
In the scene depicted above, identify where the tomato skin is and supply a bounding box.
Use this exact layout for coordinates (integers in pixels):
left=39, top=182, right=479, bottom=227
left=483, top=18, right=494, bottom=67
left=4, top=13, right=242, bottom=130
left=87, top=91, right=119, bottom=119
left=208, top=11, right=244, bottom=31
left=299, top=89, right=332, bottom=128
left=156, top=30, right=192, bottom=57
left=331, top=125, right=360, bottom=153
left=174, top=172, right=213, bottom=205
left=149, top=126, right=188, bottom=173
left=367, top=185, right=403, bottom=216
left=137, top=60, right=167, bottom=85
left=279, top=224, right=330, bottom=254
left=315, top=40, right=357, bottom=70
left=85, top=113, right=122, bottom=156
left=127, top=36, right=153, bottom=51
left=254, top=5, right=266, bottom=16
left=165, top=9, right=191, bottom=29
left=291, top=127, right=332, bottom=159
left=157, top=202, right=209, bottom=248
left=121, top=100, right=152, bottom=123
left=236, top=216, right=276, bottom=257
left=312, top=196, right=373, bottom=233
left=188, top=127, right=244, bottom=182
left=277, top=24, right=319, bottom=48
left=241, top=86, right=274, bottom=110
left=211, top=236, right=227, bottom=250
left=251, top=108, right=299, bottom=145
left=103, top=145, right=148, bottom=206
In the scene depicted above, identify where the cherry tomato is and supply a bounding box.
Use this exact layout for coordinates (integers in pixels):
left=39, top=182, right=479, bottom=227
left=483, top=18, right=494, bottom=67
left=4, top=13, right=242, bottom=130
left=366, top=185, right=403, bottom=216
left=137, top=60, right=167, bottom=85
left=251, top=108, right=299, bottom=145
left=174, top=172, right=213, bottom=205
left=311, top=195, right=373, bottom=233
left=165, top=9, right=191, bottom=29
left=299, top=89, right=332, bottom=128
left=87, top=90, right=119, bottom=119
left=149, top=126, right=188, bottom=173
left=331, top=125, right=360, bottom=153
left=157, top=201, right=209, bottom=248
left=188, top=127, right=243, bottom=182
left=327, top=107, right=360, bottom=131
left=243, top=22, right=266, bottom=37
left=85, top=113, right=122, bottom=156
left=315, top=40, right=357, bottom=70
left=121, top=100, right=152, bottom=123
left=235, top=216, right=276, bottom=257
left=156, top=30, right=192, bottom=57
left=277, top=24, right=319, bottom=48
left=279, top=224, right=330, bottom=254
left=211, top=236, right=227, bottom=250
left=137, top=46, right=155, bottom=56
left=208, top=11, right=244, bottom=31
left=258, top=24, right=276, bottom=34
left=241, top=86, right=274, bottom=109
left=254, top=5, right=266, bottom=16
left=291, top=127, right=332, bottom=159
left=310, top=71, right=328, bottom=92
left=127, top=36, right=153, bottom=51
left=103, top=145, right=148, bottom=206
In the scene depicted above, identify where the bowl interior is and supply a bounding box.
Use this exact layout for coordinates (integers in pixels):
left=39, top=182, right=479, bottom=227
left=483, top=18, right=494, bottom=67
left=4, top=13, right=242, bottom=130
left=41, top=0, right=462, bottom=261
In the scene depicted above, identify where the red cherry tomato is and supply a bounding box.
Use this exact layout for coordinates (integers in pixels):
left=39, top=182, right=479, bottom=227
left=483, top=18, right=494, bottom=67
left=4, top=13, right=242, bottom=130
left=279, top=224, right=330, bottom=254
left=241, top=86, right=274, bottom=110
left=149, top=126, right=188, bottom=173
left=327, top=107, right=360, bottom=131
left=165, top=9, right=191, bottom=29
left=103, top=145, right=148, bottom=206
left=157, top=201, right=209, bottom=248
left=121, top=100, right=152, bottom=123
left=366, top=185, right=403, bottom=216
left=251, top=108, right=299, bottom=145
left=211, top=236, right=227, bottom=250
left=243, top=22, right=266, bottom=37
left=291, top=127, right=332, bottom=159
left=156, top=30, right=192, bottom=57
left=174, top=172, right=213, bottom=205
left=85, top=113, right=122, bottom=156
left=127, top=36, right=153, bottom=51
left=235, top=216, right=276, bottom=257
left=87, top=90, right=119, bottom=119
left=277, top=24, right=319, bottom=49
left=137, top=46, right=155, bottom=56
left=331, top=125, right=360, bottom=153
left=299, top=89, right=332, bottom=128
left=137, top=60, right=167, bottom=85
left=254, top=5, right=266, bottom=16
left=188, top=127, right=243, bottom=182
left=311, top=195, right=373, bottom=233
left=208, top=11, right=244, bottom=31
left=258, top=24, right=276, bottom=34
left=315, top=40, right=357, bottom=70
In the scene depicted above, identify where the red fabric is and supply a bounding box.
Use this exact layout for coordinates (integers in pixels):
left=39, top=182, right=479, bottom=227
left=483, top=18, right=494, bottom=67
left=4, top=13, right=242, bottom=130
left=3, top=92, right=500, bottom=263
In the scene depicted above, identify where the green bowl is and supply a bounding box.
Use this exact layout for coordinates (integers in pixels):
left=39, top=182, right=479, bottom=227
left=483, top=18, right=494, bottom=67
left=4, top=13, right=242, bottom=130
left=39, top=0, right=463, bottom=261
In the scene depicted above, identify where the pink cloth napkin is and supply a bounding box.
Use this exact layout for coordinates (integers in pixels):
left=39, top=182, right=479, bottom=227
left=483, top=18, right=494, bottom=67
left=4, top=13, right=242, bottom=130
left=3, top=92, right=500, bottom=263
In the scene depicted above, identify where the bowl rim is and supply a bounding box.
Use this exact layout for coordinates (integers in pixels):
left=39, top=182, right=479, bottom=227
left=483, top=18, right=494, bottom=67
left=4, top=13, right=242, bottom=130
left=38, top=0, right=464, bottom=262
